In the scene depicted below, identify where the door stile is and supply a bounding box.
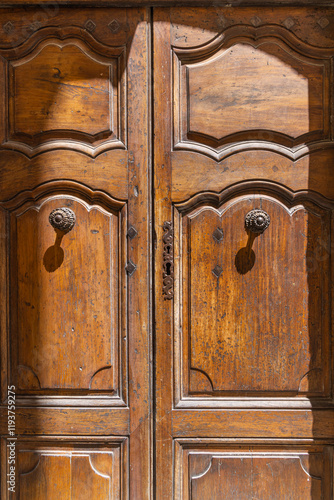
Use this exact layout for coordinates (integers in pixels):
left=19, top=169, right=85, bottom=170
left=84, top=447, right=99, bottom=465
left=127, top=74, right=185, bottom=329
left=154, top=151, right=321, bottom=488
left=153, top=8, right=174, bottom=499
left=126, top=8, right=153, bottom=499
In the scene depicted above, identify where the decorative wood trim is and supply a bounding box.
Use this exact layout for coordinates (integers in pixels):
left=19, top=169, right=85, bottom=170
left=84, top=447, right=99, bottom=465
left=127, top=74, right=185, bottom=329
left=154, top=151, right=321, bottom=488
left=0, top=179, right=128, bottom=407
left=173, top=24, right=334, bottom=161
left=174, top=180, right=334, bottom=214
left=0, top=27, right=127, bottom=158
left=162, top=220, right=174, bottom=299
left=0, top=26, right=125, bottom=58
left=172, top=25, right=334, bottom=58
left=0, top=179, right=126, bottom=212
left=173, top=181, right=333, bottom=408
left=173, top=140, right=334, bottom=163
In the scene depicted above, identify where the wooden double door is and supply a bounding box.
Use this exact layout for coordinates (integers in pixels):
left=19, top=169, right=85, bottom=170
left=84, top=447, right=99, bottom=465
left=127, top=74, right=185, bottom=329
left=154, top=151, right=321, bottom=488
left=0, top=4, right=333, bottom=498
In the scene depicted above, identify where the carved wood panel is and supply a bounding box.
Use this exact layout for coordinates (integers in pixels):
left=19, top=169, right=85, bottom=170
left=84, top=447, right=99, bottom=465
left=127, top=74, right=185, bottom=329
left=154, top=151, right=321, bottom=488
left=174, top=188, right=331, bottom=403
left=0, top=7, right=151, bottom=499
left=2, top=29, right=126, bottom=157
left=175, top=441, right=332, bottom=500
left=1, top=437, right=126, bottom=499
left=1, top=182, right=127, bottom=402
left=173, top=25, right=332, bottom=162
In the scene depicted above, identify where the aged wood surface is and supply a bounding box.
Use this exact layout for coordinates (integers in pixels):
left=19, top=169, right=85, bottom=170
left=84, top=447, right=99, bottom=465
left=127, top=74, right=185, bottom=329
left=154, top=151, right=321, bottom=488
left=175, top=442, right=332, bottom=500
left=155, top=5, right=334, bottom=499
left=2, top=0, right=334, bottom=5
left=0, top=6, right=151, bottom=499
left=2, top=437, right=127, bottom=499
left=153, top=9, right=174, bottom=499
left=0, top=3, right=333, bottom=498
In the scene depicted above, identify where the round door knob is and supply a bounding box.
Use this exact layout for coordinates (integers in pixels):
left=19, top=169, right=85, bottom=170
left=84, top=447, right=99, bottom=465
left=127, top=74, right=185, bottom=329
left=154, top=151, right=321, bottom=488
left=49, top=207, right=76, bottom=232
left=245, top=209, right=270, bottom=234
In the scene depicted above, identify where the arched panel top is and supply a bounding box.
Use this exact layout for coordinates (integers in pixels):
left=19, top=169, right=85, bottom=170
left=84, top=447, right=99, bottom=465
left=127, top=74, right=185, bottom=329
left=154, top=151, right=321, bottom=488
left=0, top=179, right=126, bottom=214
left=174, top=184, right=332, bottom=398
left=174, top=180, right=334, bottom=215
left=0, top=27, right=127, bottom=158
left=173, top=25, right=333, bottom=161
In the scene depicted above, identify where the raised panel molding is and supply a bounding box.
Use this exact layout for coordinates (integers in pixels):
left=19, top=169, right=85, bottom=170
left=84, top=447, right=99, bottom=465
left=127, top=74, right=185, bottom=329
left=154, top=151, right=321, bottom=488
left=0, top=180, right=127, bottom=406
left=0, top=27, right=126, bottom=158
left=173, top=25, right=333, bottom=161
left=173, top=181, right=333, bottom=408
left=1, top=437, right=127, bottom=500
left=174, top=441, right=331, bottom=500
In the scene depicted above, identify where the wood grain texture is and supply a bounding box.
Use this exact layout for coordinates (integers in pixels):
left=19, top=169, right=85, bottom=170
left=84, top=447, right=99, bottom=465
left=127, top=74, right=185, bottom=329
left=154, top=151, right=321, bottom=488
left=155, top=5, right=334, bottom=499
left=2, top=0, right=334, bottom=5
left=0, top=151, right=129, bottom=203
left=175, top=442, right=332, bottom=500
left=2, top=28, right=126, bottom=157
left=0, top=408, right=130, bottom=435
left=0, top=8, right=129, bottom=49
left=170, top=7, right=334, bottom=49
left=1, top=180, right=128, bottom=406
left=1, top=437, right=127, bottom=500
left=174, top=193, right=331, bottom=398
left=0, top=3, right=333, bottom=497
left=125, top=8, right=152, bottom=499
left=173, top=25, right=331, bottom=160
left=13, top=197, right=122, bottom=393
left=172, top=410, right=334, bottom=438
left=0, top=6, right=152, bottom=499
left=171, top=149, right=334, bottom=202
left=153, top=8, right=174, bottom=500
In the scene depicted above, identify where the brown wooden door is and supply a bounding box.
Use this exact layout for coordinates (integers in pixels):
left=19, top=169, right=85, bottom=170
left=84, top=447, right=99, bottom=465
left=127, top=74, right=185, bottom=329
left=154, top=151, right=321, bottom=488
left=154, top=5, right=334, bottom=499
left=1, top=3, right=334, bottom=499
left=0, top=6, right=151, bottom=499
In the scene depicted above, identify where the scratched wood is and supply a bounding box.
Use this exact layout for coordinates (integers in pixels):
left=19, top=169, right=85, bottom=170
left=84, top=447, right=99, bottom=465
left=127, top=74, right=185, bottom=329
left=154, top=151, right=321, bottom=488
left=0, top=3, right=334, bottom=498
left=174, top=442, right=332, bottom=500
left=154, top=5, right=334, bottom=499
left=0, top=6, right=151, bottom=500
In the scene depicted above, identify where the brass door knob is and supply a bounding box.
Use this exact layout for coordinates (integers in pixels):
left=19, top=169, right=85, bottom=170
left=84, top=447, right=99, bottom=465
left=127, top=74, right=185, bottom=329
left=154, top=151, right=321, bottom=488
left=245, top=209, right=270, bottom=234
left=49, top=207, right=76, bottom=232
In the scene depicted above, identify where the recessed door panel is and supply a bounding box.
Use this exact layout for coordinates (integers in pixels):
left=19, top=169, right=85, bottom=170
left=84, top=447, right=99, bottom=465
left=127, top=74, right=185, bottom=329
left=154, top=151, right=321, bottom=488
left=1, top=438, right=126, bottom=499
left=174, top=193, right=331, bottom=400
left=175, top=442, right=331, bottom=500
left=6, top=192, right=126, bottom=397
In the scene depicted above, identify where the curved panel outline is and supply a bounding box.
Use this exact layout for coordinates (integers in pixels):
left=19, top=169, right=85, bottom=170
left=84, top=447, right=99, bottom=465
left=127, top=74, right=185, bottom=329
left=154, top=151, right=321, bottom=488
left=298, top=368, right=324, bottom=393
left=190, top=367, right=214, bottom=392
left=299, top=455, right=323, bottom=480
left=173, top=25, right=333, bottom=162
left=19, top=455, right=41, bottom=477
left=1, top=179, right=126, bottom=212
left=89, top=453, right=114, bottom=480
left=2, top=179, right=126, bottom=400
left=175, top=179, right=334, bottom=214
left=89, top=366, right=113, bottom=390
left=0, top=26, right=127, bottom=158
left=17, top=364, right=42, bottom=390
left=174, top=180, right=333, bottom=406
left=190, top=455, right=213, bottom=480
left=189, top=452, right=323, bottom=482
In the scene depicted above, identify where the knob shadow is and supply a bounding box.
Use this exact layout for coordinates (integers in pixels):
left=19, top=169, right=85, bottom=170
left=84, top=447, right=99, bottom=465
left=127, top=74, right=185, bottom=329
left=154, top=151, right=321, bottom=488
left=43, top=229, right=65, bottom=272
left=235, top=231, right=258, bottom=275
